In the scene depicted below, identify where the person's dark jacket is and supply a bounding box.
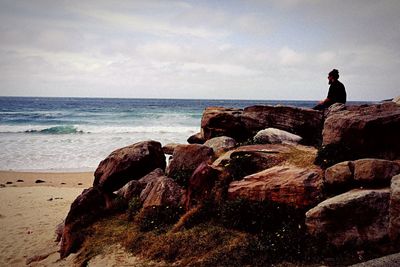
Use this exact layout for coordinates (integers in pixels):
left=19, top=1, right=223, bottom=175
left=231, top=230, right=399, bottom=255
left=327, top=80, right=346, bottom=105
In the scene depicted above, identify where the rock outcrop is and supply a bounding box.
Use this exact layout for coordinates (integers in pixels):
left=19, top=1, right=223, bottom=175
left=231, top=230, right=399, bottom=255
left=60, top=100, right=400, bottom=261
left=322, top=102, right=400, bottom=161
left=228, top=165, right=323, bottom=209
left=93, top=141, right=166, bottom=192
left=306, top=189, right=390, bottom=247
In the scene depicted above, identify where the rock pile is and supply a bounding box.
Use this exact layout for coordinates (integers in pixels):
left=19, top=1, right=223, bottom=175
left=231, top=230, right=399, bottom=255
left=60, top=102, right=400, bottom=259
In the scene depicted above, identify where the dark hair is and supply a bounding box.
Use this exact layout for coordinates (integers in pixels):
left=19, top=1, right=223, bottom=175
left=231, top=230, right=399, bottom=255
left=329, top=69, right=339, bottom=79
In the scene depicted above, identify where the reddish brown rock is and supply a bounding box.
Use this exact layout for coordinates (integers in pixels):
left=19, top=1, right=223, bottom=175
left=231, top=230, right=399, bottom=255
left=140, top=176, right=183, bottom=208
left=353, top=159, right=400, bottom=184
left=185, top=162, right=221, bottom=209
left=228, top=165, right=323, bottom=209
left=201, top=107, right=246, bottom=141
left=306, top=189, right=390, bottom=247
left=241, top=105, right=323, bottom=145
left=389, top=174, right=400, bottom=241
left=60, top=187, right=107, bottom=258
left=322, top=102, right=400, bottom=160
left=93, top=140, right=166, bottom=192
left=166, top=144, right=214, bottom=186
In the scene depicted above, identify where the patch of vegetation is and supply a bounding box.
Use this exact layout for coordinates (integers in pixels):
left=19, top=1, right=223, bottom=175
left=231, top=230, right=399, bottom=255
left=127, top=196, right=142, bottom=220
left=135, top=205, right=185, bottom=232
left=75, top=214, right=129, bottom=266
left=281, top=146, right=317, bottom=168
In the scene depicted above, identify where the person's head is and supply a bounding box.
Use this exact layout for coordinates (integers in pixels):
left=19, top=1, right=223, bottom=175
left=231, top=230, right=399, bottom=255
left=328, top=69, right=339, bottom=84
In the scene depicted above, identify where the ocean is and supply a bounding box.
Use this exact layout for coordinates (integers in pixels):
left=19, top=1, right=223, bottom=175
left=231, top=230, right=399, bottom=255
left=0, top=97, right=370, bottom=172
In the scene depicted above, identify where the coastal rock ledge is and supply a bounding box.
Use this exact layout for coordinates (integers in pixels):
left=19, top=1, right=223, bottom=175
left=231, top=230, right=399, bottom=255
left=59, top=101, right=400, bottom=264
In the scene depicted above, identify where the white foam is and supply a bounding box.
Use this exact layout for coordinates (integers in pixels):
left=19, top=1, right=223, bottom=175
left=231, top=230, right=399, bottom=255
left=0, top=130, right=197, bottom=171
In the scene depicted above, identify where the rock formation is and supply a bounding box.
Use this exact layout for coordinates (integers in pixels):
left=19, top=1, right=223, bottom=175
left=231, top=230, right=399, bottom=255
left=60, top=100, right=400, bottom=261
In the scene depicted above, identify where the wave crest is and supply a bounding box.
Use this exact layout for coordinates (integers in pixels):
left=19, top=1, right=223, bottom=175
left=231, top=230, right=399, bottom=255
left=25, top=125, right=82, bottom=134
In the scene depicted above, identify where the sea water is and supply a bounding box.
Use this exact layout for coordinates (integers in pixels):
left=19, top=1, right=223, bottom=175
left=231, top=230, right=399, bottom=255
left=0, top=97, right=369, bottom=172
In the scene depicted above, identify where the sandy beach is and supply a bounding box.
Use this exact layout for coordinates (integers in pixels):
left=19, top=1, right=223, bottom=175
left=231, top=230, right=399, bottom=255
left=0, top=171, right=92, bottom=266
left=0, top=171, right=150, bottom=266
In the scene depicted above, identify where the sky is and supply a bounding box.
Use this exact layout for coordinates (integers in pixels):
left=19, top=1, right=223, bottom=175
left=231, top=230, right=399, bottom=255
left=0, top=0, right=399, bottom=101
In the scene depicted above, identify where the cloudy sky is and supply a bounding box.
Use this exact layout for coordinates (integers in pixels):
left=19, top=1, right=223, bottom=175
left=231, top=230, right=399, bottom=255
left=0, top=0, right=399, bottom=101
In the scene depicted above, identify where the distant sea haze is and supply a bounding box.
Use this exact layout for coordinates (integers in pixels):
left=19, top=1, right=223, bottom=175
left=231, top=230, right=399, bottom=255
left=0, top=97, right=372, bottom=172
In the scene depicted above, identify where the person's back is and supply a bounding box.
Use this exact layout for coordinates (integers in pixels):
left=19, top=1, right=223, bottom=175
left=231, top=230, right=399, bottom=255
left=313, top=69, right=346, bottom=110
left=327, top=79, right=346, bottom=105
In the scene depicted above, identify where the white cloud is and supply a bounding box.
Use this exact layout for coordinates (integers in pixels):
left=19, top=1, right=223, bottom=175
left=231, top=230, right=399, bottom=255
left=278, top=47, right=306, bottom=66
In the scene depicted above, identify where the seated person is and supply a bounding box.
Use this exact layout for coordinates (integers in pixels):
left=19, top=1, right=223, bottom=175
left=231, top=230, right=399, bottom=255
left=313, top=69, right=346, bottom=110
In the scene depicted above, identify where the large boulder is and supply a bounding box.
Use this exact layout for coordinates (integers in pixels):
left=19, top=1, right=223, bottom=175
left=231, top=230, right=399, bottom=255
left=166, top=144, right=214, bottom=187
left=185, top=162, right=221, bottom=209
left=241, top=105, right=323, bottom=145
left=201, top=107, right=246, bottom=141
left=228, top=165, right=323, bottom=209
left=253, top=128, right=302, bottom=144
left=389, top=174, right=400, bottom=241
left=60, top=187, right=107, bottom=258
left=322, top=102, right=400, bottom=160
left=94, top=141, right=166, bottom=192
left=305, top=189, right=390, bottom=247
left=140, top=176, right=183, bottom=208
left=204, top=136, right=237, bottom=157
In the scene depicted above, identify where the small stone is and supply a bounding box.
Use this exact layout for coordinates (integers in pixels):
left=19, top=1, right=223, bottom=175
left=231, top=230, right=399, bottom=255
left=61, top=182, right=66, bottom=185
left=17, top=179, right=24, bottom=182
left=6, top=181, right=13, bottom=184
left=77, top=183, right=82, bottom=185
left=35, top=179, right=45, bottom=183
left=47, top=198, right=53, bottom=201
